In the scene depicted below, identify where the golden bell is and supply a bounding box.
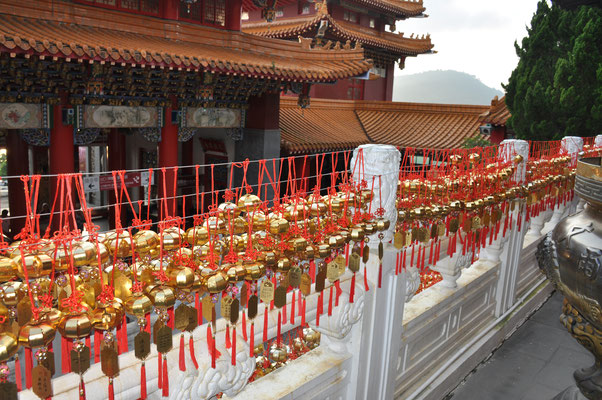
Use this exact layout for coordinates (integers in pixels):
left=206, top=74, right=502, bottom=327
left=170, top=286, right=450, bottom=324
left=58, top=311, right=92, bottom=339
left=90, top=299, right=124, bottom=331
left=302, top=327, right=321, bottom=345
left=226, top=264, right=246, bottom=283
left=328, top=234, right=345, bottom=249
left=309, top=202, right=327, bottom=217
left=206, top=217, right=226, bottom=236
left=185, top=226, right=209, bottom=246
left=206, top=270, right=228, bottom=294
left=0, top=332, right=19, bottom=362
left=71, top=241, right=97, bottom=267
left=15, top=254, right=53, bottom=279
left=252, top=212, right=268, bottom=230
left=134, top=230, right=160, bottom=254
left=269, top=218, right=290, bottom=235
left=0, top=257, right=17, bottom=282
left=107, top=233, right=132, bottom=258
left=232, top=216, right=247, bottom=235
left=350, top=227, right=365, bottom=242
left=269, top=344, right=288, bottom=363
left=218, top=202, right=241, bottom=218
left=318, top=244, right=331, bottom=258
left=8, top=241, right=22, bottom=258
left=263, top=251, right=277, bottom=267
left=290, top=237, right=308, bottom=252
left=375, top=218, right=390, bottom=232
left=39, top=308, right=64, bottom=329
left=302, top=245, right=315, bottom=260
left=1, top=281, right=24, bottom=307
left=244, top=262, right=266, bottom=280
left=238, top=193, right=262, bottom=212
left=147, top=285, right=176, bottom=308
left=161, top=227, right=184, bottom=251
left=90, top=242, right=110, bottom=266
left=19, top=321, right=56, bottom=348
left=113, top=273, right=133, bottom=302
left=285, top=204, right=309, bottom=221
left=125, top=292, right=153, bottom=317
left=277, top=257, right=291, bottom=272
left=169, top=267, right=195, bottom=289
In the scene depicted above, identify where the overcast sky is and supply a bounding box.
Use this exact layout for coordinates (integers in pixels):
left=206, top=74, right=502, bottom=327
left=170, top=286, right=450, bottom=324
left=394, top=0, right=545, bottom=91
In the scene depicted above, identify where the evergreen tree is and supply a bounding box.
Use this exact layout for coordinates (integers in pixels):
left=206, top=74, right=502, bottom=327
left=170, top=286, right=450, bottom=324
left=505, top=1, right=602, bottom=140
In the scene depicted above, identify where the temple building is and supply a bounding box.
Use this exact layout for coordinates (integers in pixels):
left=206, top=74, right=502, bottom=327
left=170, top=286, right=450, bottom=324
left=243, top=0, right=435, bottom=101
left=0, top=0, right=372, bottom=235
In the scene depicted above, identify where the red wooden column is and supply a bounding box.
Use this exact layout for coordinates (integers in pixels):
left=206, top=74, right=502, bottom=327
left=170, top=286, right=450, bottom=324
left=49, top=104, right=75, bottom=231
left=159, top=108, right=179, bottom=218
left=5, top=132, right=29, bottom=238
left=226, top=0, right=243, bottom=31
left=108, top=128, right=126, bottom=229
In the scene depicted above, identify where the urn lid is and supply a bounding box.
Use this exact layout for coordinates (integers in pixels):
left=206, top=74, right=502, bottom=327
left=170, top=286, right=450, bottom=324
left=576, top=157, right=602, bottom=208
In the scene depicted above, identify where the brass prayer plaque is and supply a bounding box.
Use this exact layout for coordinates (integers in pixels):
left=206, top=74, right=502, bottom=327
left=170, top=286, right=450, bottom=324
left=247, top=295, right=258, bottom=319
left=274, top=286, right=287, bottom=309
left=134, top=331, right=151, bottom=360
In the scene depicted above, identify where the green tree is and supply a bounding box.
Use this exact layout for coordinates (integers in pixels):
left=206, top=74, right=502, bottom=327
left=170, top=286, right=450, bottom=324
left=505, top=1, right=602, bottom=140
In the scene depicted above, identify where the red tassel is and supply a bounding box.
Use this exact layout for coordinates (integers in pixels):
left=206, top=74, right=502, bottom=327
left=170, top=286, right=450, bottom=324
left=195, top=293, right=201, bottom=324
left=94, top=330, right=101, bottom=363
left=179, top=334, right=185, bottom=371
left=242, top=312, right=248, bottom=341
left=290, top=291, right=296, bottom=325
left=363, top=266, right=369, bottom=291
left=277, top=311, right=282, bottom=347
left=350, top=273, right=356, bottom=303
left=231, top=327, right=236, bottom=366
left=158, top=352, right=163, bottom=389
left=108, top=378, right=114, bottom=400
left=328, top=286, right=333, bottom=316
left=225, top=325, right=231, bottom=349
left=335, top=280, right=342, bottom=306
left=301, top=298, right=306, bottom=327
left=167, top=307, right=174, bottom=329
left=25, top=347, right=32, bottom=389
left=249, top=322, right=255, bottom=358
left=189, top=336, right=199, bottom=370
left=145, top=313, right=151, bottom=333
left=281, top=295, right=287, bottom=323
left=85, top=336, right=91, bottom=354
left=140, top=362, right=147, bottom=399
left=162, top=356, right=169, bottom=397
left=298, top=290, right=302, bottom=315
left=309, top=260, right=316, bottom=283
left=270, top=276, right=276, bottom=310
left=316, top=292, right=322, bottom=327
left=263, top=306, right=268, bottom=342
left=15, top=354, right=21, bottom=392
left=79, top=378, right=86, bottom=400
left=61, top=336, right=70, bottom=374
left=121, top=314, right=128, bottom=352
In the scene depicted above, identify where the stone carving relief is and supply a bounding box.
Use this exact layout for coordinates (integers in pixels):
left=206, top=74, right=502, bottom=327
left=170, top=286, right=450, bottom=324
left=350, top=144, right=401, bottom=242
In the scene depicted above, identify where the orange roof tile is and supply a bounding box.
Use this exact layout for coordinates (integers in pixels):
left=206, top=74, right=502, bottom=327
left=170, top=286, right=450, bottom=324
left=356, top=101, right=489, bottom=149
left=480, top=96, right=511, bottom=126
left=280, top=97, right=369, bottom=154
left=243, top=11, right=434, bottom=56
left=0, top=0, right=372, bottom=82
left=280, top=97, right=490, bottom=153
left=349, top=0, right=426, bottom=17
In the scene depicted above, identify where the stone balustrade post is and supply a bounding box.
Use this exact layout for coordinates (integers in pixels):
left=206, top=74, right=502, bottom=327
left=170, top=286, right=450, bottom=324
left=595, top=134, right=602, bottom=148
left=350, top=144, right=407, bottom=400
left=431, top=239, right=472, bottom=288
left=494, top=139, right=529, bottom=317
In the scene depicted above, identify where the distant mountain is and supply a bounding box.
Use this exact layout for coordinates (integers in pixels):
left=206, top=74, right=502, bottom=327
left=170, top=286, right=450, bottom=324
left=392, top=70, right=503, bottom=105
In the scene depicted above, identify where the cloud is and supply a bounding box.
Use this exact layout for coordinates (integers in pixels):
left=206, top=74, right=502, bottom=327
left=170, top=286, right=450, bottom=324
left=394, top=0, right=541, bottom=91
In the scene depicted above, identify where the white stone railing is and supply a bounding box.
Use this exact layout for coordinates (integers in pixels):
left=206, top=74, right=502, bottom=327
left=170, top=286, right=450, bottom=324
left=17, top=136, right=595, bottom=400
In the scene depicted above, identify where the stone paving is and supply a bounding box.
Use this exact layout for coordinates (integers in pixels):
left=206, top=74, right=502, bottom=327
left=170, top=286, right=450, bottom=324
left=448, top=291, right=592, bottom=400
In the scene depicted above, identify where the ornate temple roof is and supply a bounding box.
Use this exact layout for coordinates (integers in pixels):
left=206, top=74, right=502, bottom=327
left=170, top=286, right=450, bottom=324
left=243, top=10, right=434, bottom=57
left=480, top=96, right=511, bottom=126
left=350, top=0, right=426, bottom=18
left=0, top=0, right=372, bottom=83
left=280, top=97, right=489, bottom=153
